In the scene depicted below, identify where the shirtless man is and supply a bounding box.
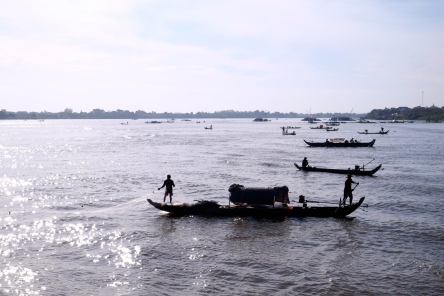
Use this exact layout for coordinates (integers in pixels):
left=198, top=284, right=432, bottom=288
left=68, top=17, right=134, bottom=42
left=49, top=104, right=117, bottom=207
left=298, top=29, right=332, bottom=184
left=158, top=175, right=175, bottom=203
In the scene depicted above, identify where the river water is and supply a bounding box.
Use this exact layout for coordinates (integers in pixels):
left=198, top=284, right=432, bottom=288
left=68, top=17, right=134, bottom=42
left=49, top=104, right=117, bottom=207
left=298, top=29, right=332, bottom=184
left=0, top=119, right=443, bottom=295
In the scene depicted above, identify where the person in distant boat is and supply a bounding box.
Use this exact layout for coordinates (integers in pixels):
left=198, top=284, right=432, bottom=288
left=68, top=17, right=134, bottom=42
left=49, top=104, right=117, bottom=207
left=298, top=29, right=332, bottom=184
left=325, top=139, right=329, bottom=143
left=343, top=174, right=358, bottom=206
left=381, top=127, right=384, bottom=132
left=365, top=129, right=368, bottom=133
left=158, top=175, right=175, bottom=203
left=302, top=157, right=309, bottom=168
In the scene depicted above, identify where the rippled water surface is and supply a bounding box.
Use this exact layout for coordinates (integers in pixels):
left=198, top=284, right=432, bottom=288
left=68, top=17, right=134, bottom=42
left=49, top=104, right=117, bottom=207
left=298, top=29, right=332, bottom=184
left=0, top=119, right=443, bottom=295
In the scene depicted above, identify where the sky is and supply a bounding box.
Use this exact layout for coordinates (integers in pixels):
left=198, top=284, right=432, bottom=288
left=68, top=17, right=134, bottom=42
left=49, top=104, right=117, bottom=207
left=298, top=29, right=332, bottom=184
left=1, top=0, right=443, bottom=114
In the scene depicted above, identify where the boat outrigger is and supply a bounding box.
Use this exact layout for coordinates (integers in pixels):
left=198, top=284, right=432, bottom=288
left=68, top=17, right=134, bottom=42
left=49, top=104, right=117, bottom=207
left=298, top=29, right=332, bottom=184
left=147, top=184, right=366, bottom=218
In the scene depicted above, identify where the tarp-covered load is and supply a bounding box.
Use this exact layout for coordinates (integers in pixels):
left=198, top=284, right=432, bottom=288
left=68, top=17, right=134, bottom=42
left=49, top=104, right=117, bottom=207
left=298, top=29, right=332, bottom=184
left=228, top=184, right=290, bottom=206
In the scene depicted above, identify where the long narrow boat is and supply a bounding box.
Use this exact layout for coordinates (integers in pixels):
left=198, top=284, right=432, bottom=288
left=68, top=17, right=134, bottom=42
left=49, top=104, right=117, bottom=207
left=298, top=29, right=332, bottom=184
left=147, top=184, right=365, bottom=218
left=357, top=130, right=389, bottom=134
left=147, top=197, right=365, bottom=218
left=303, top=139, right=376, bottom=147
left=294, top=163, right=382, bottom=176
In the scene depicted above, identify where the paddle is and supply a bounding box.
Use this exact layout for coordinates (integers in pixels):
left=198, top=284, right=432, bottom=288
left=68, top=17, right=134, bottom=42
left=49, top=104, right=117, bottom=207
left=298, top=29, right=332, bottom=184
left=338, top=182, right=359, bottom=210
left=352, top=182, right=359, bottom=192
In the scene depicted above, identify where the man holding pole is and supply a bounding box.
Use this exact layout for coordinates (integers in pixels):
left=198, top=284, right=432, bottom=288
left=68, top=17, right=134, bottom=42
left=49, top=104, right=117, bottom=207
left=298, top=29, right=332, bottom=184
left=343, top=174, right=359, bottom=206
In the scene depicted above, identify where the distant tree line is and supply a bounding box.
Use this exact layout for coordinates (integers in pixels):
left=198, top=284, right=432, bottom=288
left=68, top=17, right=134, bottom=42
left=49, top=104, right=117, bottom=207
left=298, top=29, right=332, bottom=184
left=0, top=109, right=365, bottom=120
left=363, top=105, right=444, bottom=121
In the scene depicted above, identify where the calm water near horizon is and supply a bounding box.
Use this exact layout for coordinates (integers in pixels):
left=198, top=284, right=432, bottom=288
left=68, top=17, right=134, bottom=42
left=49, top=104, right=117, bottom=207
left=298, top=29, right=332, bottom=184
left=0, top=119, right=443, bottom=295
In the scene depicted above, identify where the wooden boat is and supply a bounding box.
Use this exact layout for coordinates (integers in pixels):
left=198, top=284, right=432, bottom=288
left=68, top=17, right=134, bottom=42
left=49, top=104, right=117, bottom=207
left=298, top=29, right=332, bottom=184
left=147, top=185, right=365, bottom=218
left=326, top=128, right=338, bottom=131
left=147, top=198, right=365, bottom=218
left=303, top=139, right=376, bottom=147
left=281, top=127, right=296, bottom=135
left=357, top=130, right=389, bottom=134
left=294, top=163, right=382, bottom=176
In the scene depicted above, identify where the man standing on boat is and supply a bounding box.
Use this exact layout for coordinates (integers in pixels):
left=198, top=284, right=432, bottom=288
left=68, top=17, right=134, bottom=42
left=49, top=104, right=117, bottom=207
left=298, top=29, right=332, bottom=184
left=302, top=157, right=309, bottom=168
left=158, top=175, right=175, bottom=203
left=343, top=174, right=358, bottom=206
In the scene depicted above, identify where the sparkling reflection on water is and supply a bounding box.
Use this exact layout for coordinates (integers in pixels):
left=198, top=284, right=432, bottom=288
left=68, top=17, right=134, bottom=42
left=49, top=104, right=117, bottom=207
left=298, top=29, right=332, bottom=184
left=0, top=119, right=443, bottom=295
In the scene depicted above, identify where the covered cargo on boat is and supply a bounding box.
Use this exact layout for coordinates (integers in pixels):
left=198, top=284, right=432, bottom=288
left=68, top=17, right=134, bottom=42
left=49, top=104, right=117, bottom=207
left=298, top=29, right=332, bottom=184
left=228, top=184, right=289, bottom=205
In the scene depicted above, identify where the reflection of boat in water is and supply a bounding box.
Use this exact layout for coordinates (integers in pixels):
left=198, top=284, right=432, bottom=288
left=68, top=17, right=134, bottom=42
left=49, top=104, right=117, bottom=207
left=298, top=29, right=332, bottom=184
left=294, top=163, right=382, bottom=176
left=147, top=184, right=365, bottom=218
left=304, top=139, right=376, bottom=147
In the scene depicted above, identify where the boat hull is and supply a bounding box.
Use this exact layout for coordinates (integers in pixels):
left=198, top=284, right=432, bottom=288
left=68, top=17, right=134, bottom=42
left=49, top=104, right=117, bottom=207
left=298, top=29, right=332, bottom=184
left=294, top=163, right=382, bottom=176
left=147, top=197, right=365, bottom=218
left=303, top=139, right=376, bottom=147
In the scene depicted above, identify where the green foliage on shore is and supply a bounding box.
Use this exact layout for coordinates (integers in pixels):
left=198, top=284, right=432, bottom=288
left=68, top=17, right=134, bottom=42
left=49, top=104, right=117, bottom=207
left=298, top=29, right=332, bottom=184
left=0, top=109, right=365, bottom=120
left=364, top=106, right=444, bottom=121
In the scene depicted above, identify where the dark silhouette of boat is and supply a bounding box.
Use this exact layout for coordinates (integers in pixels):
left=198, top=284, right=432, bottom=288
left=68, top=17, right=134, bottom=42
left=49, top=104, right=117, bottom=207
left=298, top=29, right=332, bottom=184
left=303, top=139, right=376, bottom=147
left=294, top=163, right=382, bottom=176
left=147, top=184, right=365, bottom=218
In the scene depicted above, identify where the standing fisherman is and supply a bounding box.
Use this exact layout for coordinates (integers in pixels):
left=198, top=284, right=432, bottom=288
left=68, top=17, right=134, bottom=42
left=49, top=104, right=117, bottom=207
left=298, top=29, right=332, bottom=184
left=343, top=174, right=358, bottom=206
left=158, top=175, right=175, bottom=203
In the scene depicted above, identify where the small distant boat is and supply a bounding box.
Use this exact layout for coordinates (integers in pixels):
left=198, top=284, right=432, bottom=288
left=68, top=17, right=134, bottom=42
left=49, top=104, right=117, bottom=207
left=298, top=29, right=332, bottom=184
left=303, top=139, right=376, bottom=147
left=390, top=120, right=405, bottom=123
left=205, top=125, right=213, bottom=130
left=326, top=122, right=340, bottom=126
left=287, top=126, right=301, bottom=129
left=310, top=124, right=327, bottom=129
left=281, top=127, right=296, bottom=135
left=357, top=129, right=389, bottom=135
left=356, top=119, right=377, bottom=123
left=302, top=117, right=321, bottom=122
left=145, top=121, right=162, bottom=124
left=283, top=131, right=296, bottom=135
left=121, top=122, right=129, bottom=125
left=253, top=118, right=270, bottom=122
left=326, top=128, right=338, bottom=131
left=181, top=119, right=191, bottom=121
left=294, top=163, right=382, bottom=176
